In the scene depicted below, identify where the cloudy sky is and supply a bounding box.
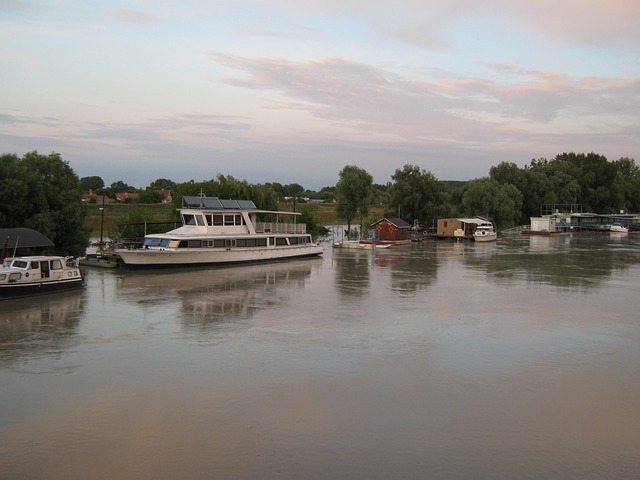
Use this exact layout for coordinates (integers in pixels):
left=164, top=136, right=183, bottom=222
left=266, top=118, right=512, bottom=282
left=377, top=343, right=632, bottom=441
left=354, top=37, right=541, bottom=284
left=1, top=0, right=639, bottom=189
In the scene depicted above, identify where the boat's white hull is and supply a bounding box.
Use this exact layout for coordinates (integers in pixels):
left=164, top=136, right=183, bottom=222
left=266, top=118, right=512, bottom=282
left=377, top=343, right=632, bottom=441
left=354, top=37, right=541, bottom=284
left=610, top=226, right=628, bottom=233
left=333, top=241, right=392, bottom=249
left=116, top=244, right=323, bottom=267
left=473, top=233, right=497, bottom=242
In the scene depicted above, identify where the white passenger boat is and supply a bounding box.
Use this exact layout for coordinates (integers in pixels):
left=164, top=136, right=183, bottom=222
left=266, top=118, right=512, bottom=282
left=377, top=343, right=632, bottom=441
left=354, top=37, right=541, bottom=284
left=473, top=222, right=497, bottom=242
left=609, top=223, right=629, bottom=233
left=114, top=196, right=324, bottom=268
left=0, top=255, right=83, bottom=299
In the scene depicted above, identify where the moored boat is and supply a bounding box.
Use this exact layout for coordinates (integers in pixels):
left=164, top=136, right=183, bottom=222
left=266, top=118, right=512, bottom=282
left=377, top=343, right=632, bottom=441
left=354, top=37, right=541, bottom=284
left=0, top=255, right=83, bottom=299
left=333, top=240, right=393, bottom=249
left=609, top=223, right=629, bottom=233
left=473, top=222, right=497, bottom=242
left=114, top=196, right=324, bottom=268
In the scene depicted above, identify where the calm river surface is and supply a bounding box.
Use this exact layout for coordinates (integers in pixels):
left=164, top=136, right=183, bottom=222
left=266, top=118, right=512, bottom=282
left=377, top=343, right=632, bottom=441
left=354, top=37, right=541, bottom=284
left=1, top=232, right=640, bottom=479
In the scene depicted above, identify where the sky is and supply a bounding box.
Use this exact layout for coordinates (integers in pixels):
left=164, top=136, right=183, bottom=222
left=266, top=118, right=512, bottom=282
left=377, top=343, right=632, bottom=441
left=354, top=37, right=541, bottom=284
left=1, top=0, right=639, bottom=190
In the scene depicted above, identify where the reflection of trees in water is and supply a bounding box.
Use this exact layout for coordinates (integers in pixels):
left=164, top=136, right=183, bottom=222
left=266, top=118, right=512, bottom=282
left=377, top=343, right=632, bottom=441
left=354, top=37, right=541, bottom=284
left=0, top=291, right=84, bottom=362
left=463, top=235, right=640, bottom=290
left=333, top=244, right=441, bottom=297
left=389, top=244, right=439, bottom=295
left=334, top=250, right=371, bottom=297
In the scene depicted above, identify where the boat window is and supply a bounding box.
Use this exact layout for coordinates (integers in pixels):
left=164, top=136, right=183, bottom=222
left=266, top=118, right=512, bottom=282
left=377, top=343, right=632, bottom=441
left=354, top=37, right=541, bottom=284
left=183, top=214, right=196, bottom=225
left=205, top=214, right=214, bottom=226
left=159, top=239, right=170, bottom=247
left=213, top=215, right=224, bottom=226
left=213, top=239, right=225, bottom=248
left=0, top=274, right=6, bottom=281
left=144, top=238, right=162, bottom=247
left=187, top=240, right=201, bottom=248
left=30, top=261, right=39, bottom=269
left=196, top=215, right=205, bottom=226
left=224, top=215, right=235, bottom=226
left=235, top=214, right=242, bottom=225
left=51, top=259, right=63, bottom=270
left=225, top=239, right=236, bottom=248
left=269, top=237, right=275, bottom=246
left=276, top=238, right=287, bottom=246
left=13, top=260, right=28, bottom=268
left=256, top=238, right=267, bottom=247
left=289, top=237, right=299, bottom=245
left=9, top=272, right=21, bottom=282
left=237, top=239, right=247, bottom=247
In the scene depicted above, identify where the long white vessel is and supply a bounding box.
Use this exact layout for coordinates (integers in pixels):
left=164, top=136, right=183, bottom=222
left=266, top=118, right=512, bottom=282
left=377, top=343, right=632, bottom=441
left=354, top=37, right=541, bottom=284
left=115, top=196, right=324, bottom=268
left=0, top=255, right=83, bottom=299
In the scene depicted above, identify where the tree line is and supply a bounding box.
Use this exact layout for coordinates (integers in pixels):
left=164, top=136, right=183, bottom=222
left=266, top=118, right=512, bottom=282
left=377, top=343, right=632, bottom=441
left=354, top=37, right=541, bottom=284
left=2, top=150, right=638, bottom=256
left=334, top=152, right=640, bottom=234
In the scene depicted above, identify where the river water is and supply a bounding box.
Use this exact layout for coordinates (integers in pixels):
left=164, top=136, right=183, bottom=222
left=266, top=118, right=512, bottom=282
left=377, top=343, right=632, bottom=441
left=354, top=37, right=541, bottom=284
left=1, top=232, right=639, bottom=479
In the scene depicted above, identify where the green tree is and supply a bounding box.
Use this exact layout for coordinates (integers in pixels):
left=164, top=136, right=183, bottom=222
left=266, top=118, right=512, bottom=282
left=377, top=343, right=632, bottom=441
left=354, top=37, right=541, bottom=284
left=0, top=151, right=88, bottom=256
left=103, top=180, right=136, bottom=198
left=174, top=175, right=278, bottom=211
left=80, top=175, right=105, bottom=192
left=138, top=188, right=165, bottom=204
left=335, top=165, right=373, bottom=237
left=283, top=183, right=304, bottom=198
left=552, top=152, right=620, bottom=213
left=461, top=178, right=523, bottom=228
left=613, top=157, right=640, bottom=212
left=388, top=164, right=442, bottom=226
left=149, top=178, right=176, bottom=191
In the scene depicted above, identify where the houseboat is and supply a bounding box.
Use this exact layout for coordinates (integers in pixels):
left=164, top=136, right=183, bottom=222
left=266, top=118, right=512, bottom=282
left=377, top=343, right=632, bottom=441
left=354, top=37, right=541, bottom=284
left=114, top=196, right=324, bottom=268
left=0, top=255, right=83, bottom=299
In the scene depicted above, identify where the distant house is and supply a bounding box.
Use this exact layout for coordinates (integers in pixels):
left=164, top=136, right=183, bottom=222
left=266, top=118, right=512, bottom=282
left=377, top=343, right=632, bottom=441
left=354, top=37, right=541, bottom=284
left=436, top=216, right=492, bottom=239
left=115, top=192, right=139, bottom=202
left=82, top=192, right=111, bottom=204
left=371, top=217, right=412, bottom=242
left=156, top=189, right=173, bottom=203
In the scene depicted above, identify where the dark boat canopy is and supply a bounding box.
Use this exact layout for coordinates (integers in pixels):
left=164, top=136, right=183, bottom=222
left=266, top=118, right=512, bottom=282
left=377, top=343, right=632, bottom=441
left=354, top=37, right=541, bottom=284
left=0, top=228, right=54, bottom=249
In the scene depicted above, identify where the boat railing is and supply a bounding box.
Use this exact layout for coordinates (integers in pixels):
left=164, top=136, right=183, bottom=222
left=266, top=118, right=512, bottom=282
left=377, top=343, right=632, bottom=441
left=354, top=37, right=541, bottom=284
left=256, top=222, right=307, bottom=234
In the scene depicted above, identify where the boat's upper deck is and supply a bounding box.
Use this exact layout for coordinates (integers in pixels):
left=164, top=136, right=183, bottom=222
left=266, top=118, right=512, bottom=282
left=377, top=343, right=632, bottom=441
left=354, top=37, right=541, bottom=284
left=172, top=196, right=306, bottom=236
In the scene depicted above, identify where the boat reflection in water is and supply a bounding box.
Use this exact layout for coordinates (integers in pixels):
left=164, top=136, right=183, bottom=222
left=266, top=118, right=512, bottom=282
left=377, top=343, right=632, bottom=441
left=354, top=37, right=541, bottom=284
left=0, top=289, right=84, bottom=362
left=116, top=258, right=323, bottom=327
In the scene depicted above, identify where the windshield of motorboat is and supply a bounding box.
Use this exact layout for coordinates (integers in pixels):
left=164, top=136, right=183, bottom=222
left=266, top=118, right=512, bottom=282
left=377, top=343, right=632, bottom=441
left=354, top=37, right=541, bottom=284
left=143, top=238, right=170, bottom=248
left=12, top=260, right=29, bottom=268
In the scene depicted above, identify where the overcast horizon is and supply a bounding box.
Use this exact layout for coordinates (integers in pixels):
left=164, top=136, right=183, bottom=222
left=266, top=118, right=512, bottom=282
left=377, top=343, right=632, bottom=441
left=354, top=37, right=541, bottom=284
left=2, top=0, right=638, bottom=190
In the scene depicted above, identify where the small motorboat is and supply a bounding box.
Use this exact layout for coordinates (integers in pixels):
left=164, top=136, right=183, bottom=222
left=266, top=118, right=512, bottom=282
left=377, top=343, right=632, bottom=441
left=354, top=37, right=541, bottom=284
left=609, top=223, right=629, bottom=234
left=473, top=223, right=497, bottom=242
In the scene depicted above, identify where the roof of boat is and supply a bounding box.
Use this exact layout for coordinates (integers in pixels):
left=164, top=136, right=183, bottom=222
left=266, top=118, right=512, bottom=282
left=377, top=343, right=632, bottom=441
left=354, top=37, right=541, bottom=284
left=0, top=228, right=54, bottom=249
left=182, top=196, right=257, bottom=210
left=180, top=196, right=300, bottom=215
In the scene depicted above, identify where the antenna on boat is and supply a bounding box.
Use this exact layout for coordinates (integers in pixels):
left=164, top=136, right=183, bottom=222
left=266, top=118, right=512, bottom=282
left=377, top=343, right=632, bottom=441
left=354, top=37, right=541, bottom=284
left=1, top=236, right=8, bottom=261
left=12, top=235, right=19, bottom=258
